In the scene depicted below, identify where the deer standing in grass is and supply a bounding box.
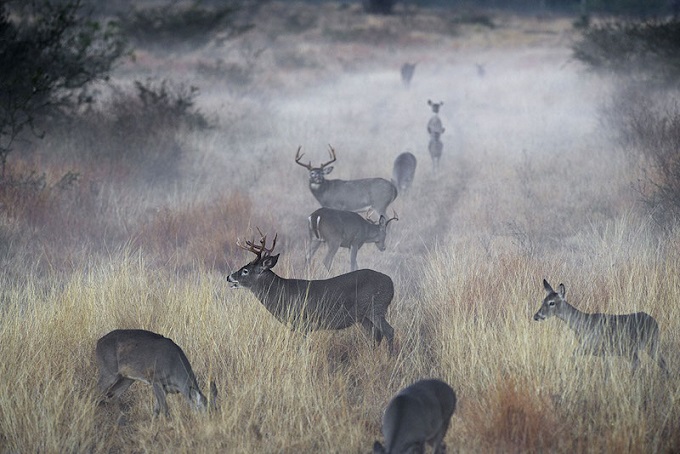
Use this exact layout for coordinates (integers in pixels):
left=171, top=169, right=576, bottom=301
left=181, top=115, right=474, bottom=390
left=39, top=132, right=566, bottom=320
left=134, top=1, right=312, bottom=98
left=295, top=145, right=398, bottom=216
left=427, top=100, right=445, bottom=173
left=227, top=231, right=395, bottom=351
left=96, top=329, right=217, bottom=416
left=392, top=152, right=417, bottom=195
left=307, top=207, right=398, bottom=272
left=373, top=379, right=457, bottom=454
left=534, top=279, right=668, bottom=374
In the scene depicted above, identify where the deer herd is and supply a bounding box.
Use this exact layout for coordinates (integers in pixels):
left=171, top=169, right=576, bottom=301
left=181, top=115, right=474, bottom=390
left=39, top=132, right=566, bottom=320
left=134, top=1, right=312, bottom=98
left=92, top=105, right=671, bottom=452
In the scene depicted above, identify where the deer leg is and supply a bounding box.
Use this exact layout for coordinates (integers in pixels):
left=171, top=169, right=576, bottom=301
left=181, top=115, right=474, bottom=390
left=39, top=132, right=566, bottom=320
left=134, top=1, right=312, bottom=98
left=366, top=315, right=394, bottom=353
left=323, top=242, right=340, bottom=271
left=349, top=245, right=359, bottom=271
left=152, top=382, right=169, bottom=416
left=648, top=334, right=670, bottom=375
left=106, top=377, right=135, bottom=400
left=307, top=238, right=322, bottom=264
left=361, top=318, right=382, bottom=345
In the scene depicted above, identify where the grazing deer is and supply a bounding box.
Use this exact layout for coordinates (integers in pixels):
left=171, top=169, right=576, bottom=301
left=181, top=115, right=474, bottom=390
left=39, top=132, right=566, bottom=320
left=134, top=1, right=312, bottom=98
left=227, top=231, right=395, bottom=351
left=400, top=62, right=417, bottom=88
left=534, top=279, right=669, bottom=374
left=307, top=207, right=398, bottom=272
left=96, top=329, right=217, bottom=416
left=373, top=379, right=457, bottom=454
left=427, top=100, right=445, bottom=173
left=295, top=145, right=398, bottom=216
left=392, top=152, right=417, bottom=195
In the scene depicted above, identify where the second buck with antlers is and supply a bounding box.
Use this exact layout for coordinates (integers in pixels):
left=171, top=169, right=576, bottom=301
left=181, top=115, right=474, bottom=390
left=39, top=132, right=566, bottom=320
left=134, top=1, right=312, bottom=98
left=373, top=379, right=457, bottom=454
left=96, top=329, right=217, bottom=417
left=534, top=279, right=668, bottom=374
left=295, top=145, right=397, bottom=216
left=307, top=207, right=398, bottom=272
left=227, top=232, right=395, bottom=351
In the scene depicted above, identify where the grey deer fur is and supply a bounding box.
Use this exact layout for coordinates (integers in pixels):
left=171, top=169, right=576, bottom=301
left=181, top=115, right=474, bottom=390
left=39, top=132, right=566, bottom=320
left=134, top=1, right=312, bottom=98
left=96, top=329, right=217, bottom=416
left=295, top=145, right=398, bottom=216
left=392, top=152, right=417, bottom=195
left=228, top=232, right=395, bottom=351
left=307, top=207, right=398, bottom=272
left=373, top=379, right=457, bottom=454
left=534, top=279, right=668, bottom=373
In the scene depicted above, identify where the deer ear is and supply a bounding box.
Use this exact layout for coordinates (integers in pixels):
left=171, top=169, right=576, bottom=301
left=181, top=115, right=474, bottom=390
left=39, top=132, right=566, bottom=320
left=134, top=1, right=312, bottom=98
left=558, top=284, right=566, bottom=297
left=427, top=99, right=433, bottom=106
left=543, top=279, right=553, bottom=293
left=323, top=166, right=333, bottom=175
left=379, top=215, right=387, bottom=226
left=260, top=254, right=279, bottom=271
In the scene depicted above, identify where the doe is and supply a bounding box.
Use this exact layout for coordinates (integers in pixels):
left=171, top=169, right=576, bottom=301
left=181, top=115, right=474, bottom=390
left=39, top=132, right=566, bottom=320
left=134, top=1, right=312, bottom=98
left=373, top=379, right=457, bottom=454
left=534, top=279, right=668, bottom=374
left=96, top=329, right=217, bottom=416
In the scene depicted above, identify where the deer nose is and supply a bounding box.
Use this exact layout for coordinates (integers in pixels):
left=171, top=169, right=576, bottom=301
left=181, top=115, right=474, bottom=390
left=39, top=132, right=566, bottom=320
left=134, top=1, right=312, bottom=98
left=533, top=313, right=543, bottom=321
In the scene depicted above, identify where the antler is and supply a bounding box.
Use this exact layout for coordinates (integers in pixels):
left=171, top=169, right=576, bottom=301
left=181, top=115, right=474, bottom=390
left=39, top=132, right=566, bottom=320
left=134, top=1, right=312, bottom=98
left=237, top=228, right=277, bottom=261
left=295, top=145, right=337, bottom=170
left=386, top=210, right=399, bottom=225
left=321, top=145, right=337, bottom=168
left=294, top=146, right=313, bottom=170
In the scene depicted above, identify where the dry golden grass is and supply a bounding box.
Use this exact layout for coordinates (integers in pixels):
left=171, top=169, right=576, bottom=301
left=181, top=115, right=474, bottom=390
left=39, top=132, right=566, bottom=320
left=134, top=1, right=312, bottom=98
left=1, top=2, right=680, bottom=453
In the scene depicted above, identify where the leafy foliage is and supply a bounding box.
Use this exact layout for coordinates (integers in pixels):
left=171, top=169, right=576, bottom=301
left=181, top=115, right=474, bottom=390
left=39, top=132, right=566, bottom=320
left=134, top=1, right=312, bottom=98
left=0, top=0, right=126, bottom=177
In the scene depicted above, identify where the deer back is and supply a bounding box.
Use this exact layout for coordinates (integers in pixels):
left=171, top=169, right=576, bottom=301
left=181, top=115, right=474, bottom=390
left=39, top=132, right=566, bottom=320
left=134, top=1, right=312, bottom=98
left=309, top=207, right=383, bottom=248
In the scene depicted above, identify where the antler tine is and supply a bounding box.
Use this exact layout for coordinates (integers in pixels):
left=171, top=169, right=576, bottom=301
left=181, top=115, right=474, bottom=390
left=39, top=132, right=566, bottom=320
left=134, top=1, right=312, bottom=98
left=294, top=146, right=313, bottom=170
left=254, top=227, right=277, bottom=257
left=321, top=144, right=337, bottom=168
left=387, top=209, right=399, bottom=224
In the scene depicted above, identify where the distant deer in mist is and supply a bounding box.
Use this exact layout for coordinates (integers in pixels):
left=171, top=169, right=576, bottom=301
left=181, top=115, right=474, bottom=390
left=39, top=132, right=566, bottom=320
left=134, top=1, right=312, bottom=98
left=401, top=62, right=417, bottom=88
left=427, top=100, right=445, bottom=173
left=373, top=379, right=457, bottom=454
left=392, top=151, right=416, bottom=195
left=96, top=329, right=218, bottom=417
left=227, top=231, right=395, bottom=351
left=534, top=279, right=669, bottom=374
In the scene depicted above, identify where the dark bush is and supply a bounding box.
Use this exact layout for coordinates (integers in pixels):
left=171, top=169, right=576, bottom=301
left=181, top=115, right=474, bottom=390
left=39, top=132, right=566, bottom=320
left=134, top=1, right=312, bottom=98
left=572, top=19, right=680, bottom=85
left=0, top=0, right=126, bottom=177
left=120, top=1, right=253, bottom=49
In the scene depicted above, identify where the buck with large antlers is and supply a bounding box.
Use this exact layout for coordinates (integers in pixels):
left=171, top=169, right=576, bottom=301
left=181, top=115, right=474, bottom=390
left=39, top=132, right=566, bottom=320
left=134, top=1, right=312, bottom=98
left=295, top=145, right=398, bottom=216
left=227, top=231, right=395, bottom=351
left=307, top=207, right=398, bottom=272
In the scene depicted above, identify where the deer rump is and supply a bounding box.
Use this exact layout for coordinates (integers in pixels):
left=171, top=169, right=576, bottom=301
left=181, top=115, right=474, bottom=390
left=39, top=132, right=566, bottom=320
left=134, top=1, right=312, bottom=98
left=254, top=270, right=393, bottom=332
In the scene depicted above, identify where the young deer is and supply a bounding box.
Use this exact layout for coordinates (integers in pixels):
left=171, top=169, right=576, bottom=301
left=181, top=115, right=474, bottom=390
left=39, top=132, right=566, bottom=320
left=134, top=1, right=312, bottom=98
left=96, top=329, right=217, bottom=416
left=534, top=279, right=668, bottom=374
left=307, top=207, right=398, bottom=272
left=227, top=231, right=395, bottom=351
left=427, top=100, right=445, bottom=173
left=373, top=379, right=457, bottom=454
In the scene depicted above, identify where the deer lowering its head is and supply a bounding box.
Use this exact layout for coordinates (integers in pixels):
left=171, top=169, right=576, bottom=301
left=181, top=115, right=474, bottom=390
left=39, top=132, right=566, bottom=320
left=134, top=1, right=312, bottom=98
left=373, top=379, right=457, bottom=454
left=307, top=207, right=398, bottom=272
left=96, top=329, right=218, bottom=416
left=534, top=279, right=668, bottom=374
left=227, top=231, right=395, bottom=351
left=295, top=145, right=398, bottom=216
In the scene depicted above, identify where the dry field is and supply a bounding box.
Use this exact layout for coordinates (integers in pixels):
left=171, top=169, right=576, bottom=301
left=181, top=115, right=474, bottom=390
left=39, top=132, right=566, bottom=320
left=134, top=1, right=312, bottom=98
left=1, top=2, right=679, bottom=453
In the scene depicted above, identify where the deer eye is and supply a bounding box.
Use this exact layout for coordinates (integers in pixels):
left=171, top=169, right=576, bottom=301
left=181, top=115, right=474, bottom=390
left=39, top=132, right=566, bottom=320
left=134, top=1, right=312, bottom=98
left=548, top=301, right=555, bottom=306
left=241, top=268, right=249, bottom=276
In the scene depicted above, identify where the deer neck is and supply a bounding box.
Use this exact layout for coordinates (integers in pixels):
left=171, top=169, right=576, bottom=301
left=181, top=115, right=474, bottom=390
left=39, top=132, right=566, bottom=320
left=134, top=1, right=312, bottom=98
left=248, top=271, right=305, bottom=321
left=556, top=301, right=590, bottom=336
